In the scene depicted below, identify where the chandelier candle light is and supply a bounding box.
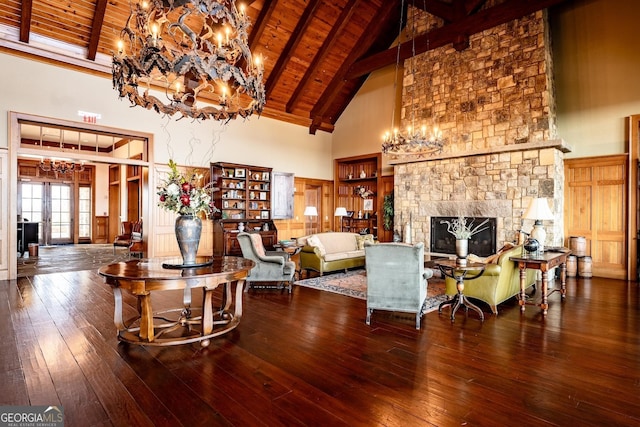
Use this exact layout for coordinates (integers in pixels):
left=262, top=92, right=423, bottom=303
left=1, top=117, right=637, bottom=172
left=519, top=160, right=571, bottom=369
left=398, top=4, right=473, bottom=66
left=113, top=0, right=266, bottom=121
left=382, top=0, right=444, bottom=157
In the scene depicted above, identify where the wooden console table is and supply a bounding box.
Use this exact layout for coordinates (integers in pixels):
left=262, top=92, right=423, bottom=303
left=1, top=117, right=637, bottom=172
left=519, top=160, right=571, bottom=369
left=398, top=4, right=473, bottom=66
left=510, top=248, right=571, bottom=315
left=98, top=256, right=254, bottom=347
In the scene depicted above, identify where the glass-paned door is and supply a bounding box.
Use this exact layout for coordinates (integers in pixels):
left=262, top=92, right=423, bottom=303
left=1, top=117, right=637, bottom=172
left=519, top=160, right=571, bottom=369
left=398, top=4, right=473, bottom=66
left=49, top=183, right=73, bottom=244
left=20, top=182, right=74, bottom=245
left=78, top=186, right=91, bottom=239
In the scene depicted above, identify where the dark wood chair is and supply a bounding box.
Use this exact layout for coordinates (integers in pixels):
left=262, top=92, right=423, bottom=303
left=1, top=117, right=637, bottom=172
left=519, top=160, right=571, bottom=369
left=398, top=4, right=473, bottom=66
left=113, top=221, right=133, bottom=254
left=113, top=220, right=143, bottom=257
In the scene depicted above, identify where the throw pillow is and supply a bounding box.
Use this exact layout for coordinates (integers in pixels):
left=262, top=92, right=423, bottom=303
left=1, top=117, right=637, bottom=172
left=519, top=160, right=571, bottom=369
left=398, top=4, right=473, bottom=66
left=356, top=234, right=375, bottom=250
left=248, top=233, right=266, bottom=257
left=306, top=235, right=326, bottom=257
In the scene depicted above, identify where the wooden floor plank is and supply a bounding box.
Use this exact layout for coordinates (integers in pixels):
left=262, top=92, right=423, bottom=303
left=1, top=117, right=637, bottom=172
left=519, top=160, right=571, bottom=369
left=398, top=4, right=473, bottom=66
left=0, top=264, right=639, bottom=426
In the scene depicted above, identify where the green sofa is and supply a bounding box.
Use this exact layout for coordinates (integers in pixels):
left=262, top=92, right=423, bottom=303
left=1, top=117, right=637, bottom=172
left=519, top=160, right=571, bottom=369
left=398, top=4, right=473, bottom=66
left=299, top=232, right=371, bottom=276
left=444, top=244, right=537, bottom=314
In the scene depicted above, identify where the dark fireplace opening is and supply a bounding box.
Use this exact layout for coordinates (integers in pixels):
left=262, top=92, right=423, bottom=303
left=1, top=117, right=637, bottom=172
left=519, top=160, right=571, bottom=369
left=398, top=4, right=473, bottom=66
left=431, top=217, right=497, bottom=257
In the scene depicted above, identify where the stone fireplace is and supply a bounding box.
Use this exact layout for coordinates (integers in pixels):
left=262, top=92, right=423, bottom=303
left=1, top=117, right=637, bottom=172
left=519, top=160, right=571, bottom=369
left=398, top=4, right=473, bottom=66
left=392, top=8, right=569, bottom=252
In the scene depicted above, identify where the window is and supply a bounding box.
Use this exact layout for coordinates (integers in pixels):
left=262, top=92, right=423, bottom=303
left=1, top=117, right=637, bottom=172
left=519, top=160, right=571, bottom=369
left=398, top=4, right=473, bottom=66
left=78, top=186, right=91, bottom=239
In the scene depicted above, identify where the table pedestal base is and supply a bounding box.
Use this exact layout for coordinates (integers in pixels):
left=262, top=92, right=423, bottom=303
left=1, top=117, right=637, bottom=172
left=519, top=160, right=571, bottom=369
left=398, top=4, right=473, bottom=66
left=112, top=280, right=245, bottom=347
left=438, top=292, right=485, bottom=321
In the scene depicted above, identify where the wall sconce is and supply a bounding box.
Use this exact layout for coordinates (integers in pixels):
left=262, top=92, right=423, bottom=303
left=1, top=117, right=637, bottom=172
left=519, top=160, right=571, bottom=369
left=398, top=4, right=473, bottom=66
left=522, top=197, right=554, bottom=252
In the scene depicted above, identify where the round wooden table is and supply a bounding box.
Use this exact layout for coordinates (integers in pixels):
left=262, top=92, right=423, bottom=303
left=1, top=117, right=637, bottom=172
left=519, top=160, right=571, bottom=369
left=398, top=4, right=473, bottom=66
left=98, top=256, right=254, bottom=347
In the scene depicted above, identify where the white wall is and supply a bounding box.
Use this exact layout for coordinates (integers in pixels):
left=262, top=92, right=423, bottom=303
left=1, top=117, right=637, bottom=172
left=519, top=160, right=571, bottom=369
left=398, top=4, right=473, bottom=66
left=0, top=52, right=334, bottom=179
left=551, top=0, right=640, bottom=157
left=332, top=65, right=397, bottom=174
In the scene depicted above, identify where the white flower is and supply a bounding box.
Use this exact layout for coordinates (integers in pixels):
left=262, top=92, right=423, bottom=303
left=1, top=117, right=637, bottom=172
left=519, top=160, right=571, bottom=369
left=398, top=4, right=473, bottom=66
left=167, top=182, right=180, bottom=196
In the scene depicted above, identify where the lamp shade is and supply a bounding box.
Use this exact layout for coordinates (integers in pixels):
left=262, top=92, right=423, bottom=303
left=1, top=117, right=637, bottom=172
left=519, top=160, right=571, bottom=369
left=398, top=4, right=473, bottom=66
left=334, top=207, right=348, bottom=217
left=303, top=206, right=318, bottom=216
left=523, top=198, right=554, bottom=221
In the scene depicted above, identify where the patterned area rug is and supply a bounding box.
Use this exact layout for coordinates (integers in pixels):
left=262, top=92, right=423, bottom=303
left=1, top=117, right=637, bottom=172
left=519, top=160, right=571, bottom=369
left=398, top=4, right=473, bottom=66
left=294, top=269, right=450, bottom=313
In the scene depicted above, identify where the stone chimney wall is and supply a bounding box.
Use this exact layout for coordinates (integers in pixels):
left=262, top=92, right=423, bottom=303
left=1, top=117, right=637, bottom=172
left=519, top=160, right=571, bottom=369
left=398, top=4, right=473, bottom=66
left=394, top=9, right=568, bottom=249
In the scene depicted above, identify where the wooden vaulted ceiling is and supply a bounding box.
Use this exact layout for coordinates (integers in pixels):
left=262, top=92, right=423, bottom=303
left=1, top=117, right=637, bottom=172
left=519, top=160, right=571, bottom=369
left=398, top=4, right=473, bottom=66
left=0, top=0, right=570, bottom=134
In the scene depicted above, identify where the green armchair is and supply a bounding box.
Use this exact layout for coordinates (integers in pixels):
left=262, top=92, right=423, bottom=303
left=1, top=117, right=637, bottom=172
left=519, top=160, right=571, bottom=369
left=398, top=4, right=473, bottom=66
left=237, top=232, right=296, bottom=293
left=444, top=245, right=537, bottom=314
left=364, top=242, right=434, bottom=329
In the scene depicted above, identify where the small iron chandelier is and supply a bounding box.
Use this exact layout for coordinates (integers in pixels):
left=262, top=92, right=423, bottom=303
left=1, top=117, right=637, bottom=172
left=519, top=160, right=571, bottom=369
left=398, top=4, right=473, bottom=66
left=112, top=0, right=266, bottom=121
left=382, top=0, right=444, bottom=157
left=40, top=159, right=85, bottom=176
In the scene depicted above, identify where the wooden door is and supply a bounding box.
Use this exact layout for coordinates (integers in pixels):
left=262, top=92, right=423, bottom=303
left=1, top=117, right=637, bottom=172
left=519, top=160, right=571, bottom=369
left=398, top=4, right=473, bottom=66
left=564, top=155, right=627, bottom=279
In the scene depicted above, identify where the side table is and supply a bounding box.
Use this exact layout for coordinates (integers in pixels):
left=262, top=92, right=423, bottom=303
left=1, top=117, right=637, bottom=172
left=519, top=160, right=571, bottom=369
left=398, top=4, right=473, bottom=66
left=273, top=243, right=303, bottom=279
left=510, top=248, right=571, bottom=315
left=436, top=259, right=486, bottom=321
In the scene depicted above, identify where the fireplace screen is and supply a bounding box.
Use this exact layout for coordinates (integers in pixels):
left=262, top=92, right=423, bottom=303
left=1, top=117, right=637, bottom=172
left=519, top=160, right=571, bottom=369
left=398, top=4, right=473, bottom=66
left=430, top=217, right=497, bottom=257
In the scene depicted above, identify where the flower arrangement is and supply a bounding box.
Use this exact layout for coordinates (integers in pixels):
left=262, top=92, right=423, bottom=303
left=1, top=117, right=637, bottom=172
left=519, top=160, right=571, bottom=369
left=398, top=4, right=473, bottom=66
left=441, top=216, right=489, bottom=240
left=157, top=160, right=219, bottom=217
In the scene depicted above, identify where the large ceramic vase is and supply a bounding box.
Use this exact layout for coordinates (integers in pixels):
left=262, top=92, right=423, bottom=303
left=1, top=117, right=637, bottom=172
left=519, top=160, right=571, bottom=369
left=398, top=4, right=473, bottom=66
left=455, top=238, right=469, bottom=266
left=175, top=214, right=202, bottom=266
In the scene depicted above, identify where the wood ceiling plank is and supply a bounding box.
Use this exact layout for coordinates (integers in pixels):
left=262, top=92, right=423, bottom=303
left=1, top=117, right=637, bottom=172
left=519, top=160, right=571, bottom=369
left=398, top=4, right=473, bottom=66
left=264, top=0, right=321, bottom=96
left=310, top=0, right=402, bottom=133
left=286, top=0, right=358, bottom=114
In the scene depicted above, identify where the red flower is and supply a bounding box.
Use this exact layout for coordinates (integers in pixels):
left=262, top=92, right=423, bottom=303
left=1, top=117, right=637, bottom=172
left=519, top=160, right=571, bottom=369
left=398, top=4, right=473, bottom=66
left=160, top=195, right=166, bottom=202
left=181, top=182, right=191, bottom=193
left=180, top=194, right=190, bottom=206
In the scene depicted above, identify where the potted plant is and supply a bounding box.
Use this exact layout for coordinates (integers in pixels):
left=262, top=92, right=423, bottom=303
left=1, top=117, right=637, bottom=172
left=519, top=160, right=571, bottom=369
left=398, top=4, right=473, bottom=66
left=383, top=191, right=394, bottom=231
left=441, top=216, right=489, bottom=264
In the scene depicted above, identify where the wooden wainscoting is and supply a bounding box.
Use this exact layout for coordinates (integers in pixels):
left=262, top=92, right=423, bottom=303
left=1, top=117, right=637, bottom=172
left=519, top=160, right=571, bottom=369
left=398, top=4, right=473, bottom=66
left=564, top=155, right=628, bottom=279
left=273, top=177, right=333, bottom=240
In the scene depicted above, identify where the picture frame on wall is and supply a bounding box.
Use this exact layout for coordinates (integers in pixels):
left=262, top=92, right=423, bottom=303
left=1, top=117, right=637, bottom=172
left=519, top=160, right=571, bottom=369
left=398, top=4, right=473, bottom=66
left=364, top=199, right=374, bottom=211
left=235, top=168, right=245, bottom=178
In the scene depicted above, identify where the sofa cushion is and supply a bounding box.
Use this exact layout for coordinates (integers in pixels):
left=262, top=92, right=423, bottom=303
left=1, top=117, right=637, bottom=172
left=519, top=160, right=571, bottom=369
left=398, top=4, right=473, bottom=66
left=306, top=235, right=326, bottom=256
left=315, top=233, right=358, bottom=254
left=356, top=234, right=375, bottom=250
left=324, top=250, right=365, bottom=262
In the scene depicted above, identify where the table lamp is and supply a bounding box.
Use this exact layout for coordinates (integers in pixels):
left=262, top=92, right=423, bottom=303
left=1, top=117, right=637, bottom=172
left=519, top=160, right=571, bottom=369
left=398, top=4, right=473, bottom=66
left=522, top=198, right=554, bottom=252
left=334, top=207, right=347, bottom=232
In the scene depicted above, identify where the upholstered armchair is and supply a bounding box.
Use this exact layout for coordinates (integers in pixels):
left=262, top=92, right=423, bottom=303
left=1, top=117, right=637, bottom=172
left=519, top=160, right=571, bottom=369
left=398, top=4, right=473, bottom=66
left=364, top=242, right=434, bottom=329
left=237, top=232, right=296, bottom=293
left=444, top=244, right=537, bottom=314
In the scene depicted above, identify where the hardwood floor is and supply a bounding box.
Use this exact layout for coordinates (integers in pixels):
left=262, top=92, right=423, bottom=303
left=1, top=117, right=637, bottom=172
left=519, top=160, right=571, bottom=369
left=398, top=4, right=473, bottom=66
left=1, top=268, right=638, bottom=426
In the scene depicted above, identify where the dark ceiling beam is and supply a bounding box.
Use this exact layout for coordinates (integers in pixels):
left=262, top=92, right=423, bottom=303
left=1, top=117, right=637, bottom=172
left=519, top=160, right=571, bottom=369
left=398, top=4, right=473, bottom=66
left=463, top=0, right=488, bottom=15
left=347, top=0, right=570, bottom=79
left=248, top=0, right=278, bottom=51
left=286, top=0, right=359, bottom=114
left=87, top=0, right=108, bottom=61
left=19, top=0, right=33, bottom=43
left=420, top=0, right=454, bottom=23
left=309, top=0, right=402, bottom=134
left=264, top=0, right=322, bottom=96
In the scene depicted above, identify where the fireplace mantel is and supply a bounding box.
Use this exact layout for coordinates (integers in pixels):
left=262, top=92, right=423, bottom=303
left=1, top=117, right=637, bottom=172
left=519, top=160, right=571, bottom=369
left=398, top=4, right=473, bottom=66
left=388, top=139, right=571, bottom=165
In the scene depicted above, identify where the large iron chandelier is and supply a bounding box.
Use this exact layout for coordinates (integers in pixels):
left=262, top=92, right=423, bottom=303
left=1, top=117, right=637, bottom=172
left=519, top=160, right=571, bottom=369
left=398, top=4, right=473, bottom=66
left=382, top=0, right=444, bottom=157
left=112, top=0, right=266, bottom=121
